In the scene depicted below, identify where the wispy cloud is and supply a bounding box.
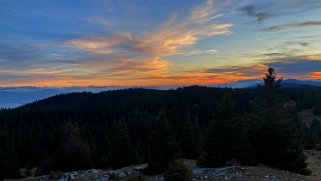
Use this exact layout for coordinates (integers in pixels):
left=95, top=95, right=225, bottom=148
left=2, top=0, right=320, bottom=87
left=176, top=49, right=218, bottom=56
left=53, top=0, right=233, bottom=86
left=266, top=55, right=321, bottom=75
left=260, top=21, right=321, bottom=31
left=66, top=0, right=232, bottom=58
left=240, top=5, right=270, bottom=22
left=240, top=0, right=321, bottom=23
left=206, top=64, right=267, bottom=76
left=0, top=1, right=234, bottom=86
left=203, top=54, right=321, bottom=82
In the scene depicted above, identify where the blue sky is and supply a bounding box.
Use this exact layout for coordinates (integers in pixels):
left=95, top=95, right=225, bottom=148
left=1, top=0, right=321, bottom=86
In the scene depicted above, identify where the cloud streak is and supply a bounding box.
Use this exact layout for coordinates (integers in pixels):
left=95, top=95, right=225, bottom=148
left=66, top=0, right=232, bottom=58
left=260, top=21, right=321, bottom=31
left=205, top=54, right=321, bottom=83
left=240, top=5, right=270, bottom=22
left=206, top=64, right=267, bottom=76
left=307, top=72, right=321, bottom=80
left=1, top=0, right=320, bottom=87
left=241, top=0, right=321, bottom=23
left=42, top=0, right=233, bottom=86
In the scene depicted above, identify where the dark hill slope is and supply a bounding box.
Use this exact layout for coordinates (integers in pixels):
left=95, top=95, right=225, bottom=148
left=0, top=86, right=254, bottom=167
left=0, top=86, right=320, bottom=171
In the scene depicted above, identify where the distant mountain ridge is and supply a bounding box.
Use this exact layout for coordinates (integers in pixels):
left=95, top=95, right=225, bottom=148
left=0, top=86, right=177, bottom=108
left=247, top=79, right=321, bottom=88
left=0, top=79, right=320, bottom=108
left=282, top=79, right=321, bottom=87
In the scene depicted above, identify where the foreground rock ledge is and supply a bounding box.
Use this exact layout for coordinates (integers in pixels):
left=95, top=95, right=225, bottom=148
left=9, top=164, right=318, bottom=181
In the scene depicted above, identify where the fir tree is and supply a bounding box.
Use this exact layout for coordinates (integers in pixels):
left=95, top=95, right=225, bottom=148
left=192, top=115, right=203, bottom=156
left=146, top=109, right=180, bottom=174
left=252, top=67, right=308, bottom=173
left=0, top=132, right=20, bottom=179
left=308, top=119, right=321, bottom=149
left=200, top=93, right=255, bottom=167
left=110, top=119, right=136, bottom=169
left=314, top=97, right=321, bottom=115
left=54, top=122, right=92, bottom=171
left=179, top=117, right=199, bottom=159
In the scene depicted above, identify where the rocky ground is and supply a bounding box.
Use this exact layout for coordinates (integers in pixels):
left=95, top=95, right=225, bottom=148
left=305, top=150, right=321, bottom=180
left=9, top=151, right=321, bottom=181
left=12, top=164, right=147, bottom=181
left=192, top=166, right=313, bottom=181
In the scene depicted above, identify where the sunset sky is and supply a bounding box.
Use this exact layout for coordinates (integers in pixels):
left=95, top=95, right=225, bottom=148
left=1, top=0, right=321, bottom=87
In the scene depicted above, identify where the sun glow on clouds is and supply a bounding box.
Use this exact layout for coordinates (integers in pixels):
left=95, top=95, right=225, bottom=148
left=307, top=72, right=321, bottom=80
left=67, top=0, right=232, bottom=57
left=2, top=0, right=321, bottom=87
left=57, top=0, right=234, bottom=86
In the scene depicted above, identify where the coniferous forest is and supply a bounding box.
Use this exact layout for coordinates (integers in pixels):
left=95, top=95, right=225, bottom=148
left=1, top=68, right=321, bottom=179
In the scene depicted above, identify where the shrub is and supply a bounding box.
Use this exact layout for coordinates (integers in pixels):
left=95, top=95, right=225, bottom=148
left=164, top=160, right=192, bottom=181
left=300, top=168, right=312, bottom=175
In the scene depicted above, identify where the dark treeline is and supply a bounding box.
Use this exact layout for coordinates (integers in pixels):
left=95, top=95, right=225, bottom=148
left=0, top=68, right=321, bottom=178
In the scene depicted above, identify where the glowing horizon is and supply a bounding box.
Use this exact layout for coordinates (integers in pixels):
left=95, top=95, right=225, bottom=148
left=1, top=0, right=321, bottom=87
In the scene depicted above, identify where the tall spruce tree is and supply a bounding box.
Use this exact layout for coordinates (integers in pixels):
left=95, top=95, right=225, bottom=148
left=179, top=117, right=199, bottom=159
left=200, top=93, right=255, bottom=167
left=252, top=67, right=308, bottom=173
left=110, top=119, right=136, bottom=169
left=308, top=119, right=321, bottom=149
left=192, top=116, right=203, bottom=156
left=146, top=109, right=180, bottom=174
left=314, top=96, right=321, bottom=115
left=54, top=122, right=92, bottom=171
left=0, top=132, right=20, bottom=179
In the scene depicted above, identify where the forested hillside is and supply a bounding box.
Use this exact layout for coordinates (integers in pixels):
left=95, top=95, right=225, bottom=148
left=0, top=68, right=321, bottom=179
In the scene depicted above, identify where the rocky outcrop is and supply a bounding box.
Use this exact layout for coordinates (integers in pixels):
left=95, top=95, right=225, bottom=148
left=18, top=164, right=147, bottom=181
left=13, top=160, right=319, bottom=181
left=192, top=166, right=313, bottom=181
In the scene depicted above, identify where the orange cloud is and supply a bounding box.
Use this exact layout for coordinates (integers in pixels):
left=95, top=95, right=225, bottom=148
left=64, top=0, right=232, bottom=76
left=66, top=1, right=232, bottom=58
left=40, top=0, right=233, bottom=87
left=1, top=1, right=273, bottom=87
left=118, top=71, right=261, bottom=86
left=306, top=72, right=321, bottom=80
left=0, top=60, right=269, bottom=87
left=0, top=66, right=261, bottom=87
